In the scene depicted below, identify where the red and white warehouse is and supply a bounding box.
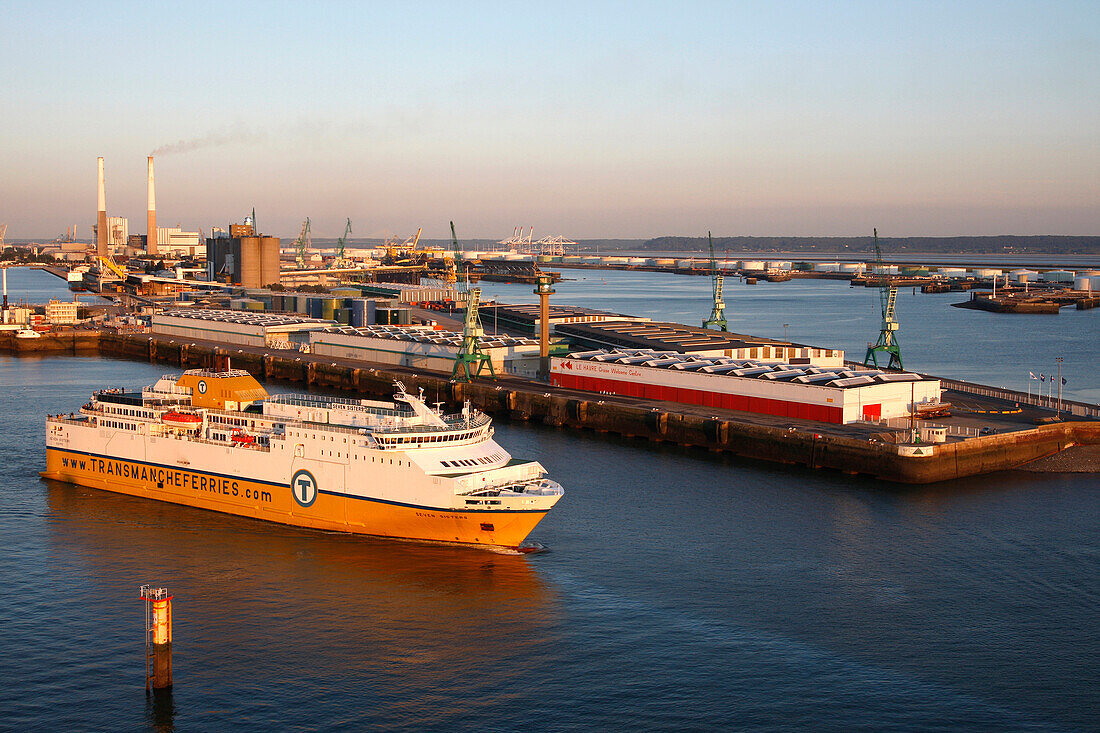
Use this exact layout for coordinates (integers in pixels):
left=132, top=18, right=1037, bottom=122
left=551, top=349, right=942, bottom=424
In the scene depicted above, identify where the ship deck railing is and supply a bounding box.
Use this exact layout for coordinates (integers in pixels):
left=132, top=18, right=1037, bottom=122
left=372, top=413, right=492, bottom=435
left=46, top=415, right=90, bottom=426
left=158, top=432, right=272, bottom=452
left=458, top=477, right=562, bottom=498
left=266, top=393, right=415, bottom=418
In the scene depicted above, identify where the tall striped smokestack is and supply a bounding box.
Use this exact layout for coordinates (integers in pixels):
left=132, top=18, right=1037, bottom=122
left=96, top=157, right=108, bottom=256
left=147, top=156, right=158, bottom=255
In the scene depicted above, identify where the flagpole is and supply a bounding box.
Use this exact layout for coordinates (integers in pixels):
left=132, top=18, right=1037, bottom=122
left=1056, top=357, right=1063, bottom=417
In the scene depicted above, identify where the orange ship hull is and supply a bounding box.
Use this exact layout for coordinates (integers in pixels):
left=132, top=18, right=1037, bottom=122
left=42, top=448, right=550, bottom=549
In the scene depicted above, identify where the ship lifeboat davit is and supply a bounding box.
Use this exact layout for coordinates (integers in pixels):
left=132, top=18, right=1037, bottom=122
left=162, top=410, right=203, bottom=427
left=231, top=429, right=255, bottom=446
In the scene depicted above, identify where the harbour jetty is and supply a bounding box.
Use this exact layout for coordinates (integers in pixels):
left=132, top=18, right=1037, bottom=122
left=5, top=330, right=1098, bottom=484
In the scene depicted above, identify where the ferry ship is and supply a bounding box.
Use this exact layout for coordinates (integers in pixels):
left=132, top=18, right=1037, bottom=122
left=42, top=369, right=564, bottom=548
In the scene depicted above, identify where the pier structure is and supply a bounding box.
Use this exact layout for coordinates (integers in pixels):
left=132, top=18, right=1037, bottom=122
left=8, top=330, right=1099, bottom=482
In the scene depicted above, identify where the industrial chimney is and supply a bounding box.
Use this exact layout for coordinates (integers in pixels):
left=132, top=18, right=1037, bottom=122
left=96, top=157, right=108, bottom=256
left=147, top=156, right=158, bottom=255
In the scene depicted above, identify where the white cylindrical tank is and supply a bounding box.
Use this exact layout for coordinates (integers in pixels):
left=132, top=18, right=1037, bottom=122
left=654, top=258, right=676, bottom=266
left=940, top=268, right=968, bottom=278
left=840, top=263, right=866, bottom=273
left=971, top=268, right=1002, bottom=278
left=1073, top=276, right=1092, bottom=291
left=741, top=260, right=766, bottom=270
left=676, top=259, right=697, bottom=268
left=767, top=260, right=792, bottom=270
left=814, top=262, right=840, bottom=272
left=1009, top=269, right=1037, bottom=281
left=1042, top=270, right=1075, bottom=282
left=627, top=257, right=648, bottom=265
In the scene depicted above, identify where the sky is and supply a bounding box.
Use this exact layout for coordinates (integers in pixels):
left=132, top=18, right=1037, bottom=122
left=1, top=1, right=1097, bottom=240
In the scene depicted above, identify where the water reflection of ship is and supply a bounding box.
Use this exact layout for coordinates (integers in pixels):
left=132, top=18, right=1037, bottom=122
left=45, top=481, right=562, bottom=690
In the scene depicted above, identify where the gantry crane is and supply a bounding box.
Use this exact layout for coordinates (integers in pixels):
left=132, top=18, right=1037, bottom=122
left=334, top=218, right=352, bottom=268
left=863, top=228, right=903, bottom=370
left=452, top=286, right=495, bottom=382
left=293, top=217, right=311, bottom=268
left=450, top=221, right=494, bottom=382
left=701, top=231, right=727, bottom=331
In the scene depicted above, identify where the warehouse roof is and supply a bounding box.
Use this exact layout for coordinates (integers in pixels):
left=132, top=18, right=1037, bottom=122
left=157, top=308, right=333, bottom=328
left=318, top=325, right=538, bottom=349
left=556, top=320, right=797, bottom=353
left=480, top=303, right=647, bottom=323
left=561, top=349, right=931, bottom=389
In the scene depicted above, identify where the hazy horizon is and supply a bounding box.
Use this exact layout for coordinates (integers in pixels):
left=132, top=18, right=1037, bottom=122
left=3, top=1, right=1097, bottom=240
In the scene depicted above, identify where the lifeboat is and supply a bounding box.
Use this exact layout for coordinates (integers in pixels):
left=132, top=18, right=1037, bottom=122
left=230, top=429, right=255, bottom=446
left=162, top=410, right=203, bottom=427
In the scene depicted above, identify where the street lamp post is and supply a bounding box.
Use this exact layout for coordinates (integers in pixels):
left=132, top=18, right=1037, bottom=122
left=1055, top=356, right=1063, bottom=417
left=783, top=323, right=789, bottom=341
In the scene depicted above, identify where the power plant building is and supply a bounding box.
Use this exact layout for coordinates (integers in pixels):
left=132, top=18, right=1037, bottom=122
left=106, top=217, right=128, bottom=248
left=157, top=227, right=204, bottom=257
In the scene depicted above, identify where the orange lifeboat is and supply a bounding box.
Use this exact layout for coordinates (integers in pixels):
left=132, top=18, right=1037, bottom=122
left=162, top=410, right=203, bottom=427
left=230, top=429, right=255, bottom=446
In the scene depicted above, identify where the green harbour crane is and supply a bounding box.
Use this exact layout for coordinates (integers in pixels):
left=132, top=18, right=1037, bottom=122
left=863, top=228, right=903, bottom=370
left=293, top=217, right=311, bottom=269
left=450, top=221, right=494, bottom=382
left=334, top=218, right=352, bottom=268
left=702, top=231, right=727, bottom=331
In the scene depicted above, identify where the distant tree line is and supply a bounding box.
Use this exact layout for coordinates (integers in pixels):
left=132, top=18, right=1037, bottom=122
left=1, top=247, right=55, bottom=263
left=623, top=235, right=1100, bottom=254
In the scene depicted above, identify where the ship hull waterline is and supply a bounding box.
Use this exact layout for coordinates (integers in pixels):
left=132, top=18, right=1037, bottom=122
left=42, top=448, right=551, bottom=549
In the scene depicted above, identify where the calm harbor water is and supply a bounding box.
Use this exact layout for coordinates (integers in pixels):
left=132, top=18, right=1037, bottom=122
left=1, top=355, right=1098, bottom=731
left=1, top=267, right=1098, bottom=731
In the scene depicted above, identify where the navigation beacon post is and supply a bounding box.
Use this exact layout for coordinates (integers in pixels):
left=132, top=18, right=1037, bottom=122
left=140, top=585, right=173, bottom=694
left=535, top=274, right=555, bottom=382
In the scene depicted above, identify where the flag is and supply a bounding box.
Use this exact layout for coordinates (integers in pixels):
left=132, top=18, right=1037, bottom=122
left=1029, top=371, right=1036, bottom=379
left=1062, top=377, right=1067, bottom=385
left=1040, top=374, right=1045, bottom=381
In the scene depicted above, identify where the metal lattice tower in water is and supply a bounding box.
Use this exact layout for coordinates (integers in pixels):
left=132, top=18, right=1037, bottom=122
left=863, top=228, right=903, bottom=370
left=702, top=231, right=727, bottom=331
left=452, top=287, right=495, bottom=382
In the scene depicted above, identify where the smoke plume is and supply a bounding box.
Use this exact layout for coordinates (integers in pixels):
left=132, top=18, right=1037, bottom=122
left=151, top=125, right=266, bottom=156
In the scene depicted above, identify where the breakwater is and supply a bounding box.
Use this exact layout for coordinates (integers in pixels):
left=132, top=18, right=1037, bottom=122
left=5, top=330, right=1098, bottom=483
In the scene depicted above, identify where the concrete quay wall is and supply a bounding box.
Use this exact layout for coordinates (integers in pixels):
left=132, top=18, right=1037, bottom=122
left=0, top=330, right=103, bottom=354
left=6, top=332, right=1097, bottom=484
